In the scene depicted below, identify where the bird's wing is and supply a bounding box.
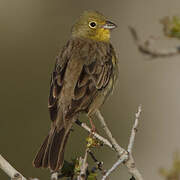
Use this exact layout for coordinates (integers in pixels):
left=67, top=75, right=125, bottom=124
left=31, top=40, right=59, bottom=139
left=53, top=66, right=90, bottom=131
left=48, top=40, right=74, bottom=121
left=67, top=40, right=116, bottom=116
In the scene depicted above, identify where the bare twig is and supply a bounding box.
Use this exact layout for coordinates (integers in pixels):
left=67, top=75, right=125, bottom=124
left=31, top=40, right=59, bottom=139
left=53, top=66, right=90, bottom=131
left=128, top=105, right=142, bottom=153
left=95, top=105, right=143, bottom=180
left=88, top=150, right=103, bottom=171
left=0, top=154, right=27, bottom=180
left=129, top=26, right=180, bottom=58
left=0, top=154, right=58, bottom=180
left=95, top=110, right=125, bottom=157
left=77, top=149, right=89, bottom=180
left=102, top=156, right=127, bottom=180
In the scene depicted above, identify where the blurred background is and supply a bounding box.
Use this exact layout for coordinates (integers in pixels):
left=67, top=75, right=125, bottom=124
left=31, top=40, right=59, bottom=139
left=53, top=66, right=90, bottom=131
left=1, top=0, right=180, bottom=179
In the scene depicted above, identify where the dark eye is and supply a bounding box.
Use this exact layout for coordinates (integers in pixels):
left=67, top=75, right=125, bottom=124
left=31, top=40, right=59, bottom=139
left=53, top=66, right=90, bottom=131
left=89, top=21, right=97, bottom=28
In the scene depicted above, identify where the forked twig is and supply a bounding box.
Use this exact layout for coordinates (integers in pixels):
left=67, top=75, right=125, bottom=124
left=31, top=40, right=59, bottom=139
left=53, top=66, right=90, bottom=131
left=95, top=105, right=143, bottom=180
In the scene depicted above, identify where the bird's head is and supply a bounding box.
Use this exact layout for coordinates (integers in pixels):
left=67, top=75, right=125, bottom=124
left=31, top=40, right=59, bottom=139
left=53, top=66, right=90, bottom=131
left=72, top=10, right=117, bottom=42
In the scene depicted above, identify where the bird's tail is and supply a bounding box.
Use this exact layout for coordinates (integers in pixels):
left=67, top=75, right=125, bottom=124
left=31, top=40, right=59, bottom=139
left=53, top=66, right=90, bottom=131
left=33, top=125, right=70, bottom=171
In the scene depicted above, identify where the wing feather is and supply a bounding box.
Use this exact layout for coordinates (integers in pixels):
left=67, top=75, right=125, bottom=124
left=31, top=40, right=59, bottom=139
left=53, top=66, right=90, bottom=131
left=48, top=40, right=74, bottom=121
left=68, top=40, right=115, bottom=115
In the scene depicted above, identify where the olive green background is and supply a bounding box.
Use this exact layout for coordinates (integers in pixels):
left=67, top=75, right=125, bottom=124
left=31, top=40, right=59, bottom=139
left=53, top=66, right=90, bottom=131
left=1, top=0, right=180, bottom=179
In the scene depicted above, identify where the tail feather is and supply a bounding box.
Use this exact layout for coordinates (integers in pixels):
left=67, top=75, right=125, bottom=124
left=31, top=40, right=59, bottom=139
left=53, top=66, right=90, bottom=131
left=49, top=127, right=65, bottom=170
left=56, top=130, right=70, bottom=170
left=42, top=142, right=50, bottom=168
left=41, top=129, right=55, bottom=168
left=33, top=134, right=49, bottom=168
left=33, top=126, right=70, bottom=171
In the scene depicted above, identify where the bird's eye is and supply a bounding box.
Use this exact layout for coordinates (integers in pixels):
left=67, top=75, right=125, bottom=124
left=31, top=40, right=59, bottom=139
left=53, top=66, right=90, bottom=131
left=89, top=21, right=97, bottom=28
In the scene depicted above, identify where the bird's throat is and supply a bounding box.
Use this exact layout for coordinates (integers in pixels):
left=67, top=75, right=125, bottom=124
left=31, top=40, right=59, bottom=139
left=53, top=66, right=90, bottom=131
left=90, top=28, right=110, bottom=42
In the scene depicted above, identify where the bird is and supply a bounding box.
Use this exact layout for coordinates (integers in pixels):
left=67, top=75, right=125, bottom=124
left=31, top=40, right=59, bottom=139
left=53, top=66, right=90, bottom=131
left=33, top=10, right=118, bottom=172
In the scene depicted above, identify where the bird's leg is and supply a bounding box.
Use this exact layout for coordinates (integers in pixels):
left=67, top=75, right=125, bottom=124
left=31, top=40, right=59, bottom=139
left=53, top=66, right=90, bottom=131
left=87, top=113, right=96, bottom=132
left=89, top=117, right=96, bottom=132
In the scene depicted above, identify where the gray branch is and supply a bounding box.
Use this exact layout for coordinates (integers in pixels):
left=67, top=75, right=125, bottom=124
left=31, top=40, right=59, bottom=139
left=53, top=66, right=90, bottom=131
left=77, top=148, right=89, bottom=180
left=95, top=105, right=143, bottom=180
left=0, top=154, right=60, bottom=180
left=0, top=154, right=27, bottom=180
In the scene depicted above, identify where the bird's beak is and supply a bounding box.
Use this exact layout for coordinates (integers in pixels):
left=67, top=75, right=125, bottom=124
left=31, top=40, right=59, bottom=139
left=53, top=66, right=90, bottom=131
left=102, top=21, right=117, bottom=30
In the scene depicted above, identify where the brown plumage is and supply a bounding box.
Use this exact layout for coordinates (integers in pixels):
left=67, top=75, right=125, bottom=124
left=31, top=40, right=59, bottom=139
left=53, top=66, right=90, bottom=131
left=33, top=10, right=118, bottom=171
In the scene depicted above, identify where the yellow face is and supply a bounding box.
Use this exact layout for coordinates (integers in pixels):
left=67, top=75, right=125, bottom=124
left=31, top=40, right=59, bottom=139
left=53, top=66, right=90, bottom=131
left=87, top=20, right=111, bottom=42
left=72, top=11, right=117, bottom=42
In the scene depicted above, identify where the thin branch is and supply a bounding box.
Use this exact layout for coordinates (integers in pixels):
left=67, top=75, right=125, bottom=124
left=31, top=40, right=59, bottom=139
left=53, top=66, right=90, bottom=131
left=88, top=150, right=103, bottom=171
left=129, top=26, right=180, bottom=58
left=75, top=120, right=113, bottom=149
left=0, top=154, right=27, bottom=180
left=95, top=105, right=143, bottom=180
left=128, top=105, right=142, bottom=153
left=0, top=154, right=57, bottom=180
left=77, top=148, right=89, bottom=180
left=102, top=156, right=127, bottom=180
left=95, top=110, right=124, bottom=157
left=81, top=149, right=88, bottom=177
